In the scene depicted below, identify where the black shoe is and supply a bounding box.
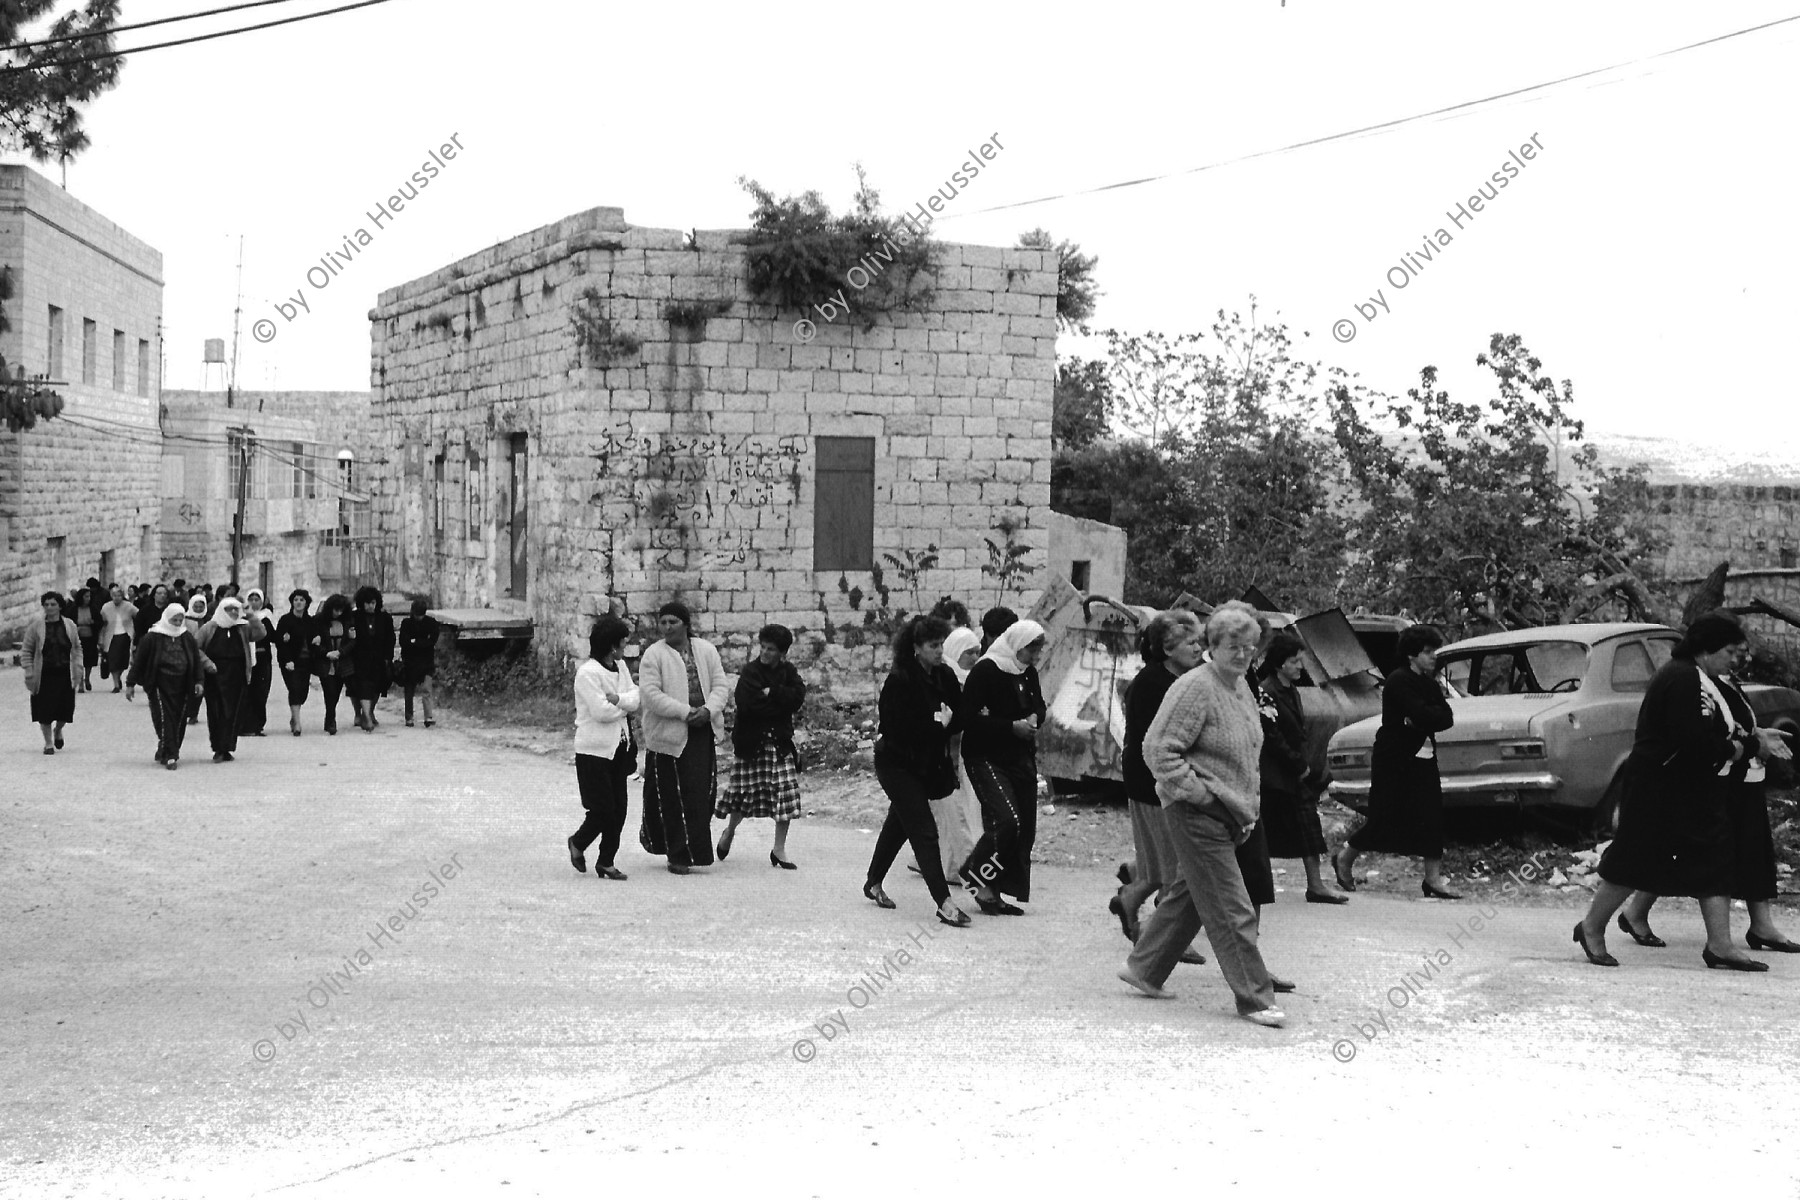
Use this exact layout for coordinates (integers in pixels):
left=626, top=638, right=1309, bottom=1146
left=1305, top=890, right=1351, bottom=905
left=1271, top=976, right=1297, bottom=994
left=1178, top=947, right=1206, bottom=965
left=1116, top=862, right=1134, bottom=888
left=863, top=881, right=896, bottom=910
left=1333, top=848, right=1357, bottom=892
left=1618, top=912, right=1666, bottom=948
left=1422, top=880, right=1463, bottom=900
left=1573, top=921, right=1618, bottom=967
left=667, top=863, right=691, bottom=876
left=567, top=836, right=587, bottom=874
left=53, top=732, right=64, bottom=750
left=1108, top=891, right=1140, bottom=942
left=716, top=833, right=732, bottom=861
left=597, top=865, right=627, bottom=881
left=1747, top=930, right=1800, bottom=953
left=1703, top=947, right=1769, bottom=972
left=165, top=759, right=178, bottom=771
left=937, top=907, right=973, bottom=928
left=326, top=725, right=337, bottom=735
left=405, top=720, right=415, bottom=728
left=43, top=746, right=54, bottom=755
left=770, top=851, right=796, bottom=870
left=975, top=896, right=1024, bottom=916
left=212, top=752, right=228, bottom=763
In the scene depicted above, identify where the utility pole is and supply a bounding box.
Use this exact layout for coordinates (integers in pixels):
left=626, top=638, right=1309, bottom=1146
left=229, top=426, right=253, bottom=588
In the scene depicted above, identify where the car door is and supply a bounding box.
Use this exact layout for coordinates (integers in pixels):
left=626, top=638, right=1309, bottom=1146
left=1566, top=636, right=1659, bottom=803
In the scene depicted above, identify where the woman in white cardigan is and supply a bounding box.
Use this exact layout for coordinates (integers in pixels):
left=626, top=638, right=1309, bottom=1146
left=637, top=601, right=733, bottom=874
left=567, top=615, right=642, bottom=881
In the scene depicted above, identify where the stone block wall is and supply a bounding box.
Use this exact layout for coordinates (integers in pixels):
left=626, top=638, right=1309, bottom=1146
left=368, top=206, right=1057, bottom=693
left=1644, top=483, right=1800, bottom=578
left=1046, top=511, right=1128, bottom=599
left=1667, top=568, right=1800, bottom=661
left=0, top=165, right=162, bottom=640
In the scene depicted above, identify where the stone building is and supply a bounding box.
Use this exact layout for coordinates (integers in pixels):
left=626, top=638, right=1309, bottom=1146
left=368, top=205, right=1056, bottom=686
left=1046, top=511, right=1128, bottom=599
left=0, top=164, right=162, bottom=638
left=1644, top=482, right=1800, bottom=577
left=156, top=390, right=377, bottom=598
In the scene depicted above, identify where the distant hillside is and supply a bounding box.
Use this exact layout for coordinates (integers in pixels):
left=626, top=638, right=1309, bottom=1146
left=1586, top=432, right=1800, bottom=484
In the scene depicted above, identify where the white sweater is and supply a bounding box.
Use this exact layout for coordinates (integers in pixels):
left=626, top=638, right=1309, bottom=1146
left=573, top=658, right=641, bottom=758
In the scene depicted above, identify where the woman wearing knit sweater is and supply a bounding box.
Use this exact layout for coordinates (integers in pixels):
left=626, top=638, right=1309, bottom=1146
left=1118, top=605, right=1286, bottom=1028
left=567, top=615, right=642, bottom=881
left=637, top=601, right=733, bottom=874
left=958, top=619, right=1049, bottom=915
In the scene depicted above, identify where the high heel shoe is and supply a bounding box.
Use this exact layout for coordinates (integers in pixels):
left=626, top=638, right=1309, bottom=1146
left=1332, top=848, right=1357, bottom=892
left=1617, top=912, right=1666, bottom=948
left=1573, top=921, right=1618, bottom=967
left=769, top=851, right=796, bottom=870
left=974, top=895, right=1024, bottom=916
left=863, top=881, right=896, bottom=910
left=566, top=835, right=586, bottom=874
left=937, top=906, right=972, bottom=928
left=715, top=833, right=732, bottom=861
left=1703, top=947, right=1769, bottom=972
left=1747, top=930, right=1800, bottom=953
left=1421, top=880, right=1463, bottom=900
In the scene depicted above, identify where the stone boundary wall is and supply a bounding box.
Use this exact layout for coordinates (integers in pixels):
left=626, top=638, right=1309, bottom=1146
left=1643, top=483, right=1800, bottom=578
left=1666, top=567, right=1800, bottom=661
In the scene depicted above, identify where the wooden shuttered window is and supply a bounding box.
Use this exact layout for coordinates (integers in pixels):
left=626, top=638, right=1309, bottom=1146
left=813, top=436, right=874, bottom=572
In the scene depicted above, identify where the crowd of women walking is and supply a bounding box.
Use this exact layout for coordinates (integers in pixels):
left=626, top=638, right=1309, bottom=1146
left=21, top=578, right=442, bottom=770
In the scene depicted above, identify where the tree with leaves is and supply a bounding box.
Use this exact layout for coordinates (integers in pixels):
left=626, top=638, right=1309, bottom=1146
left=1017, top=228, right=1099, bottom=333
left=1052, top=358, right=1111, bottom=453
left=1328, top=333, right=1664, bottom=636
left=2, top=1, right=122, bottom=164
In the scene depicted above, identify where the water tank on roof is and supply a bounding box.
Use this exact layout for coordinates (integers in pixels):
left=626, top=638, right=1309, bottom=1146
left=203, top=339, right=226, bottom=363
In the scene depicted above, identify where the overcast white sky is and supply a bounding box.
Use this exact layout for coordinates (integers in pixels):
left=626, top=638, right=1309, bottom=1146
left=12, top=0, right=1800, bottom=453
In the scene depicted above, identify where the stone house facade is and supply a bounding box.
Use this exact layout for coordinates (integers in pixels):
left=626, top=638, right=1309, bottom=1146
left=368, top=205, right=1056, bottom=689
left=0, top=164, right=162, bottom=639
left=156, top=390, right=376, bottom=598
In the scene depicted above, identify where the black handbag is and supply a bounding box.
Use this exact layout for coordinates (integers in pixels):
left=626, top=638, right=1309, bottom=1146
left=923, top=746, right=959, bottom=801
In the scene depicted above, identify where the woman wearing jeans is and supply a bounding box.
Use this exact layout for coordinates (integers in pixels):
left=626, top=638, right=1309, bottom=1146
left=1118, top=606, right=1285, bottom=1028
left=567, top=616, right=640, bottom=881
left=864, top=615, right=972, bottom=928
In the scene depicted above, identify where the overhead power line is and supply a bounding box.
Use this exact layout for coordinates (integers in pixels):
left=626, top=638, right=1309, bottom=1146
left=4, top=0, right=300, bottom=53
left=942, top=10, right=1800, bottom=221
left=0, top=0, right=397, bottom=73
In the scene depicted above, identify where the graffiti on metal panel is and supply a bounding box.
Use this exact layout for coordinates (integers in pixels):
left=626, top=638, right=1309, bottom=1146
left=1038, top=643, right=1143, bottom=783
left=588, top=422, right=804, bottom=571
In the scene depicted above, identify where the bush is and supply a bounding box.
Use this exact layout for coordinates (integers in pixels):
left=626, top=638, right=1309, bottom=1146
left=434, top=643, right=575, bottom=732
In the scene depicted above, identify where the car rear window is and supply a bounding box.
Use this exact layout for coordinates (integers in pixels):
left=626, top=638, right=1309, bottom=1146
left=1440, top=642, right=1590, bottom=696
left=1611, top=641, right=1655, bottom=692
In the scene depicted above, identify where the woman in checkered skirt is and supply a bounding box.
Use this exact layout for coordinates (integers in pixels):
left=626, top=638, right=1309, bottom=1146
left=716, top=624, right=807, bottom=869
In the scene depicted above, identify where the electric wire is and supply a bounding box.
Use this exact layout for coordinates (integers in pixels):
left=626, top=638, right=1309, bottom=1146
left=3, top=0, right=300, bottom=53
left=0, top=0, right=396, bottom=73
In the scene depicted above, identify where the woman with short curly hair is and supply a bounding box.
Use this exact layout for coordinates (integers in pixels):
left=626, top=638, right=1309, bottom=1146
left=567, top=615, right=642, bottom=881
left=715, top=623, right=808, bottom=869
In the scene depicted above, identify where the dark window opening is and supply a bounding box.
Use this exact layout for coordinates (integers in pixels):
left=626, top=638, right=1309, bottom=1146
left=1069, top=560, right=1091, bottom=591
left=814, top=437, right=875, bottom=572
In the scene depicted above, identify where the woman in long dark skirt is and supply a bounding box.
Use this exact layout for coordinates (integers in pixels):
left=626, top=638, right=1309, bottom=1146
left=715, top=624, right=808, bottom=868
left=1608, top=628, right=1799, bottom=958
left=134, top=584, right=171, bottom=644
left=72, top=584, right=101, bottom=692
left=239, top=589, right=276, bottom=736
left=1258, top=633, right=1348, bottom=903
left=567, top=615, right=641, bottom=881
left=958, top=618, right=1049, bottom=915
left=125, top=604, right=211, bottom=770
left=275, top=590, right=316, bottom=736
left=1577, top=614, right=1773, bottom=970
left=196, top=597, right=261, bottom=762
left=348, top=585, right=394, bottom=731
left=637, top=601, right=732, bottom=874
left=1334, top=625, right=1460, bottom=899
left=314, top=594, right=356, bottom=735
left=865, top=615, right=972, bottom=927
left=23, top=592, right=82, bottom=754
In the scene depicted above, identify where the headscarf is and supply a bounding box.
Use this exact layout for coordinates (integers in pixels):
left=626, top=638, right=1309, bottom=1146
left=245, top=589, right=273, bottom=622
left=945, top=626, right=982, bottom=684
left=186, top=594, right=209, bottom=620
left=212, top=598, right=246, bottom=629
left=658, top=600, right=692, bottom=629
left=978, top=619, right=1046, bottom=676
left=150, top=603, right=187, bottom=638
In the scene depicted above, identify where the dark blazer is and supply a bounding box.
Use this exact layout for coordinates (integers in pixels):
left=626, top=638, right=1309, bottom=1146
left=876, top=662, right=964, bottom=773
left=350, top=609, right=395, bottom=688
left=1256, top=674, right=1311, bottom=798
left=314, top=615, right=357, bottom=679
left=959, top=659, right=1047, bottom=767
left=1372, top=666, right=1455, bottom=762
left=398, top=615, right=440, bottom=680
left=126, top=631, right=208, bottom=694
left=275, top=613, right=315, bottom=673
left=730, top=658, right=807, bottom=761
left=1123, top=664, right=1180, bottom=805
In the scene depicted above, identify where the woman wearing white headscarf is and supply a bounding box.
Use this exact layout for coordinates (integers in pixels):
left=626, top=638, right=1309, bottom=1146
left=196, top=597, right=264, bottom=762
left=958, top=618, right=1049, bottom=914
left=126, top=604, right=213, bottom=770
left=919, top=625, right=985, bottom=882
left=183, top=592, right=210, bottom=727
left=239, top=589, right=277, bottom=736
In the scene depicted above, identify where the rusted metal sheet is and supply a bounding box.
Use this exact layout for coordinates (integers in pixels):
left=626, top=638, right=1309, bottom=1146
left=1028, top=575, right=1154, bottom=785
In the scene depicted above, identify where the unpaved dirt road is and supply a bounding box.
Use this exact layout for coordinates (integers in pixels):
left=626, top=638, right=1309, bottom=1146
left=4, top=673, right=1797, bottom=1198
